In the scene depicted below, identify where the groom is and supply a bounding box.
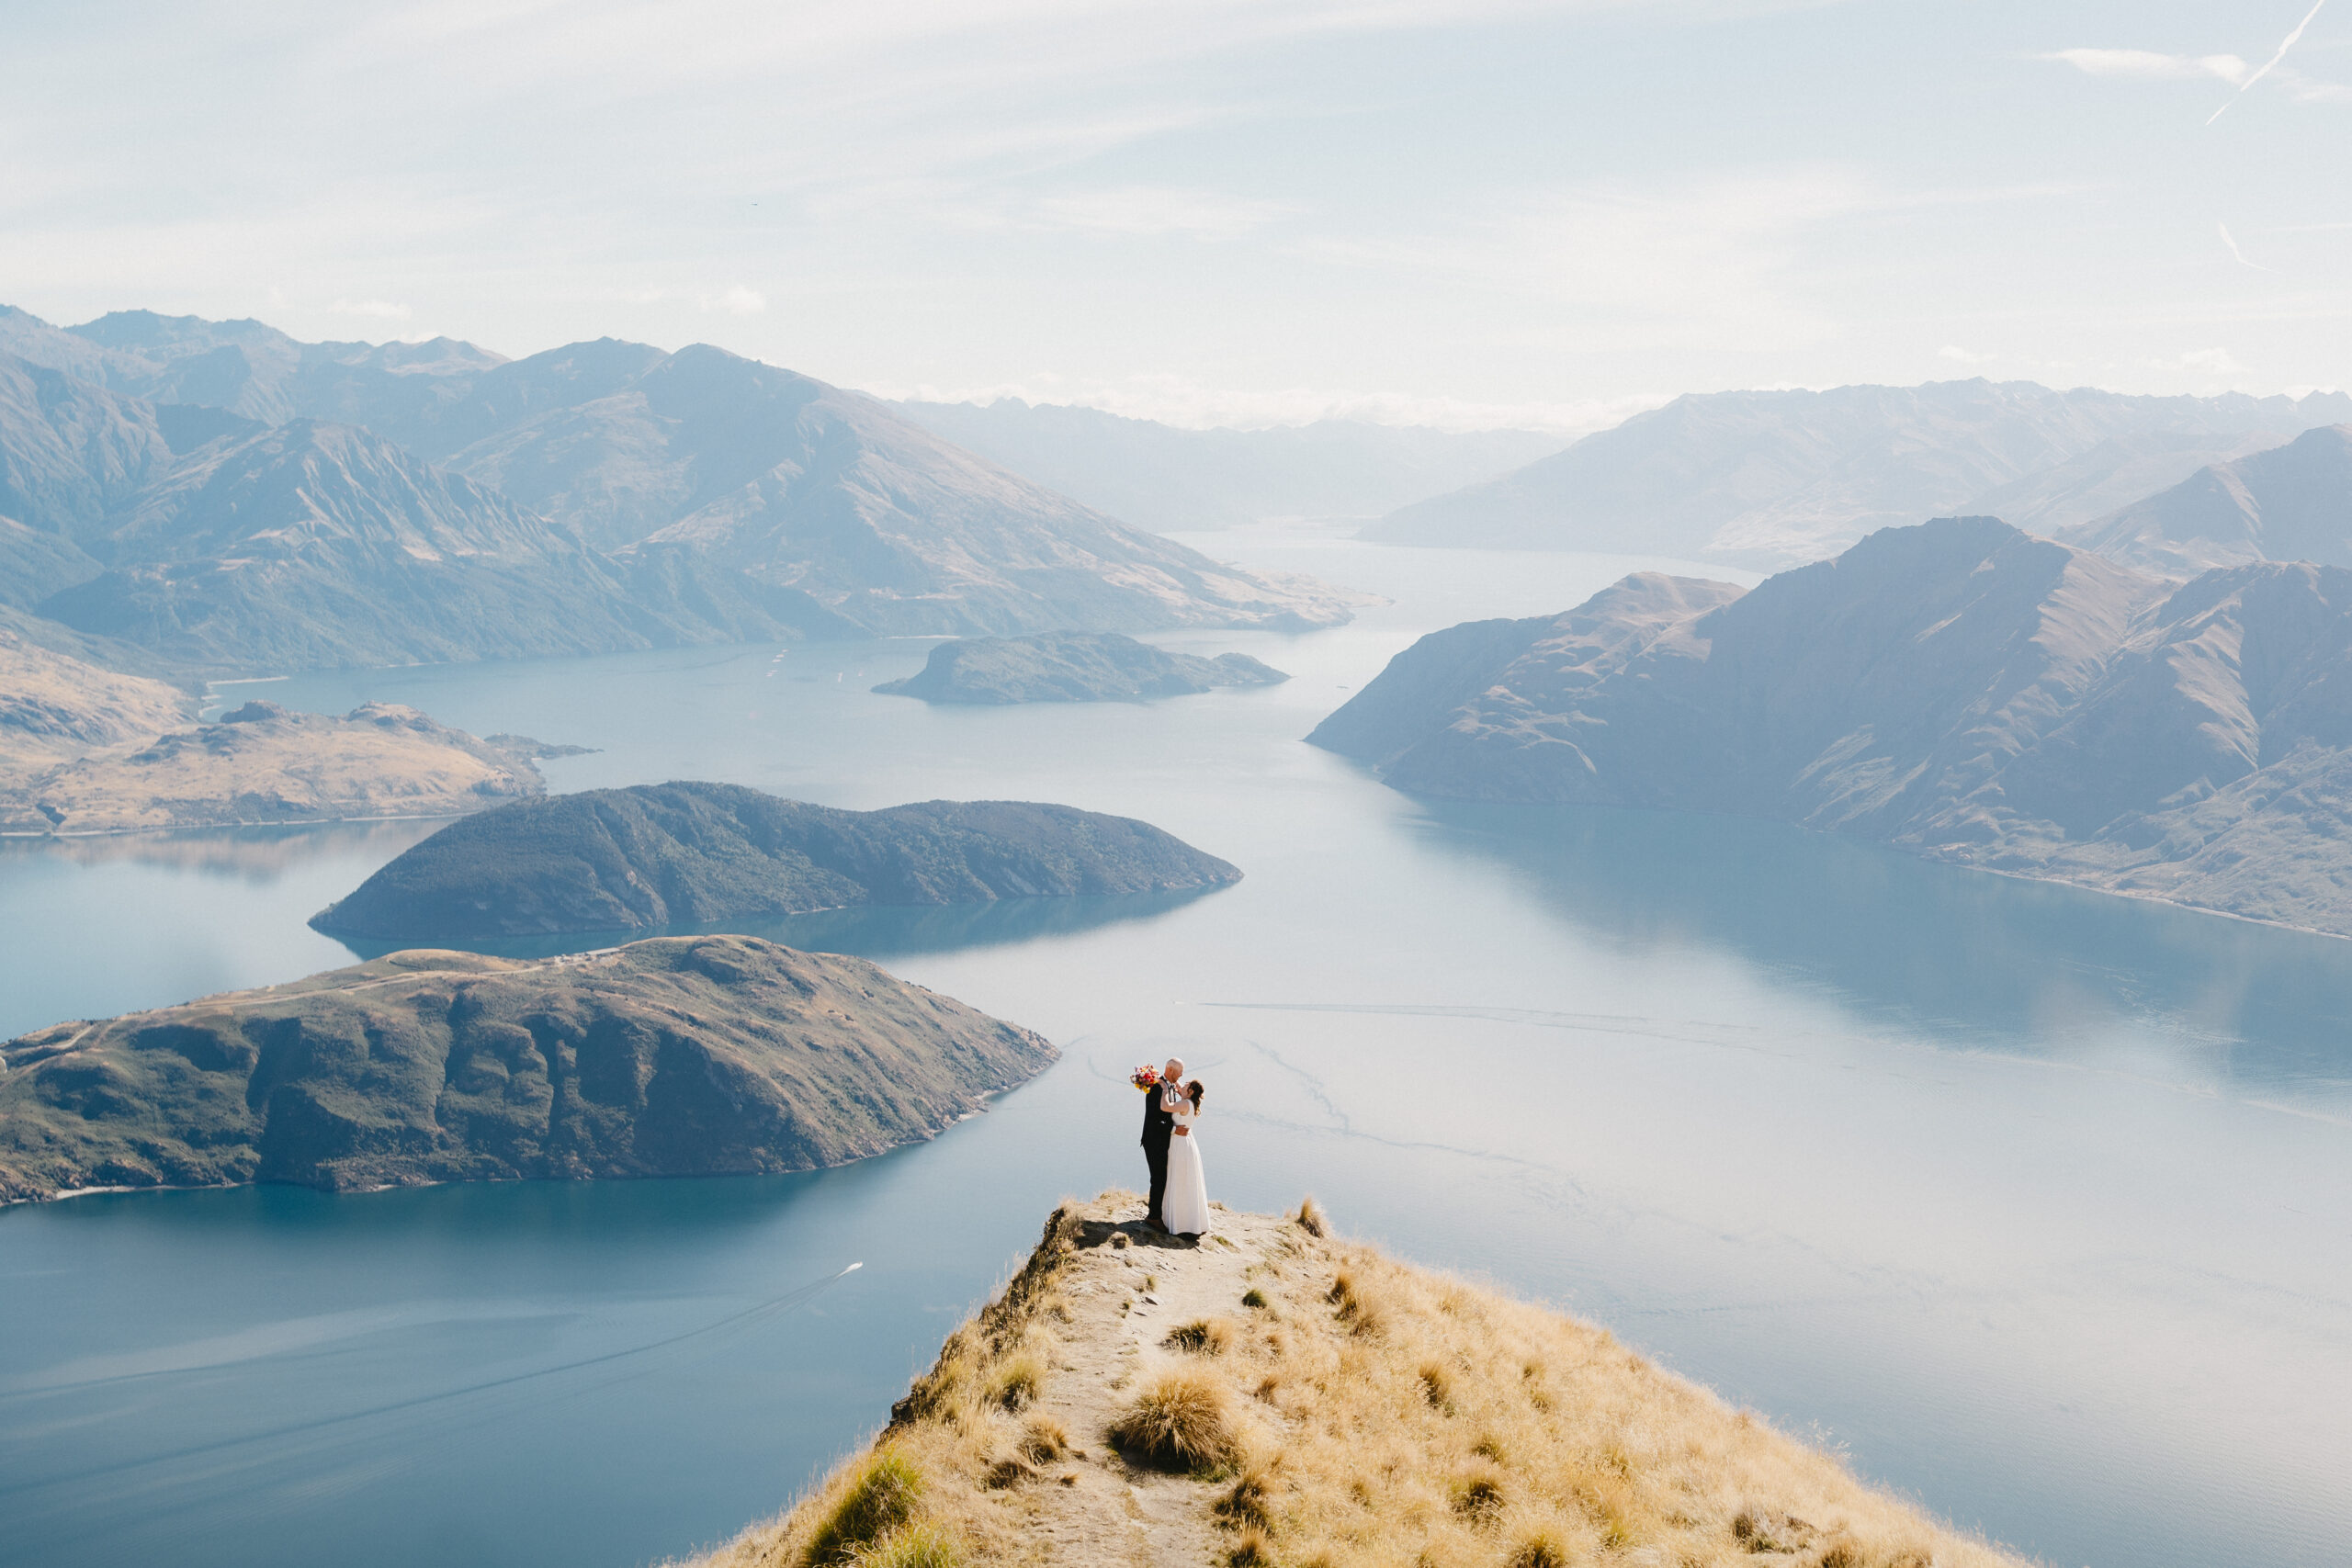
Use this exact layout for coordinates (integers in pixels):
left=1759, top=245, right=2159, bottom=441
left=1140, top=1055, right=1183, bottom=1232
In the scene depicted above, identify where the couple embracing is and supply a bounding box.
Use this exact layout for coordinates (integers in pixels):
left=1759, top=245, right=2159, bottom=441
left=1135, top=1056, right=1210, bottom=1238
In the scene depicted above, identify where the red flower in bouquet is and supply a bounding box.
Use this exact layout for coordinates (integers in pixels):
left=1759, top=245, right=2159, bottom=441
left=1130, top=1066, right=1160, bottom=1091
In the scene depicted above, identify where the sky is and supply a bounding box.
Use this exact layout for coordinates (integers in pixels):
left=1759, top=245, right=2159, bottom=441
left=1, top=0, right=2347, bottom=433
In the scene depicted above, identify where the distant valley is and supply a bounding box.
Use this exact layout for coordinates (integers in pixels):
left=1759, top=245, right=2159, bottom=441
left=894, top=397, right=1562, bottom=531
left=1315, top=515, right=2352, bottom=938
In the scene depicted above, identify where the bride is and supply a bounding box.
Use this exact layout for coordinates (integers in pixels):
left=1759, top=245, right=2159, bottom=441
left=1162, top=1078, right=1212, bottom=1239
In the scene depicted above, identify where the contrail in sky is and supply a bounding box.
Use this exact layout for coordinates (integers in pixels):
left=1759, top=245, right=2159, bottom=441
left=2217, top=222, right=2278, bottom=271
left=2209, top=0, right=2329, bottom=122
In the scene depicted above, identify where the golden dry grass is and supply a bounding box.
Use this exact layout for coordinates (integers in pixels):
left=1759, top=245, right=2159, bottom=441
left=667, top=1195, right=2031, bottom=1568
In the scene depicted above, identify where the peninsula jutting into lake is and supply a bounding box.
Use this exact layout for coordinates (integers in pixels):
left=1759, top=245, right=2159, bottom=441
left=1313, top=514, right=2352, bottom=937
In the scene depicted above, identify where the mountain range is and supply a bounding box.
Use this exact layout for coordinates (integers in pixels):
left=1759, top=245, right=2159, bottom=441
left=2073, top=424, right=2352, bottom=577
left=0, top=307, right=1357, bottom=672
left=1313, top=515, right=2352, bottom=937
left=1368, top=380, right=2352, bottom=569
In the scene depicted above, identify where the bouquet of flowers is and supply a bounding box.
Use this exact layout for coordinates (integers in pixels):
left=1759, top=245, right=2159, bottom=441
left=1130, top=1065, right=1161, bottom=1092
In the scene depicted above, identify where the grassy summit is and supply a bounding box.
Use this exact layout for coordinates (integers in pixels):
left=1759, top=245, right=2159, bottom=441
left=0, top=934, right=1055, bottom=1202
left=311, top=783, right=1243, bottom=942
left=676, top=1194, right=2027, bottom=1568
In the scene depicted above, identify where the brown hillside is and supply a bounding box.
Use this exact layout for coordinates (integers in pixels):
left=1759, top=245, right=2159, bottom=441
left=674, top=1192, right=2029, bottom=1568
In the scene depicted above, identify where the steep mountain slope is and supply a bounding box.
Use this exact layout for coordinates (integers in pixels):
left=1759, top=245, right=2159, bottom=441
left=0, top=353, right=177, bottom=540
left=895, top=398, right=1562, bottom=530
left=456, top=344, right=1358, bottom=634
left=2072, top=424, right=2352, bottom=576
left=311, top=782, right=1243, bottom=940
left=1367, top=380, right=2352, bottom=567
left=35, top=418, right=677, bottom=669
left=1314, top=515, right=2352, bottom=935
left=0, top=934, right=1057, bottom=1201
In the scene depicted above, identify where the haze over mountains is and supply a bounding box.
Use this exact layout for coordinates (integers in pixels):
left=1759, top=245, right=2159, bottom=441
left=1371, top=381, right=2352, bottom=569
left=0, top=306, right=1357, bottom=672
left=1316, top=516, right=2352, bottom=937
left=894, top=397, right=1562, bottom=531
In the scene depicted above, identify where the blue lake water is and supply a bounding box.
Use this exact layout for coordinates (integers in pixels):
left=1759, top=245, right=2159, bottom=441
left=3, top=536, right=2349, bottom=1568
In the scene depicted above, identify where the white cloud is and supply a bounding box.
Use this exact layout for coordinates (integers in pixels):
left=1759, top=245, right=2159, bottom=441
left=708, top=286, right=766, bottom=314
left=326, top=298, right=412, bottom=318
left=1289, top=170, right=1866, bottom=354
left=1938, top=344, right=1995, bottom=363
left=2157, top=346, right=2249, bottom=376
left=2041, top=48, right=2249, bottom=84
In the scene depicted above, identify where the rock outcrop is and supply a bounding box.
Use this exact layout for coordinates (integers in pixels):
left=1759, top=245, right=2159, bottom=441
left=0, top=934, right=1056, bottom=1201
left=1313, top=515, right=2352, bottom=936
left=874, top=631, right=1288, bottom=704
left=310, top=782, right=1243, bottom=941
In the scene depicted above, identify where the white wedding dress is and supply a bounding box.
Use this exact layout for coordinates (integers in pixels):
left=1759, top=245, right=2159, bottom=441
left=1162, top=1097, right=1212, bottom=1237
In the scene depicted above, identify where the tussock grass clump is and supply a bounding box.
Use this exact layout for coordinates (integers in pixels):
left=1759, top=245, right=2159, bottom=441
left=985, top=1349, right=1045, bottom=1411
left=1240, top=1287, right=1269, bottom=1310
left=1110, top=1368, right=1242, bottom=1471
left=1015, top=1415, right=1067, bottom=1463
left=1505, top=1528, right=1570, bottom=1568
left=1166, top=1316, right=1236, bottom=1355
left=843, top=1521, right=962, bottom=1568
left=801, top=1446, right=924, bottom=1565
left=1295, top=1195, right=1328, bottom=1236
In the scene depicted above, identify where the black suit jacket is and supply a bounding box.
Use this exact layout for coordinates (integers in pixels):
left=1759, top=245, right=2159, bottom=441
left=1140, top=1085, right=1175, bottom=1150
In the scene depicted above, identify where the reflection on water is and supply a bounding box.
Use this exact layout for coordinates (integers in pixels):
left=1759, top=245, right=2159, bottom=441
left=1422, top=800, right=2352, bottom=1105
left=4, top=818, right=448, bottom=884
left=324, top=886, right=1226, bottom=964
